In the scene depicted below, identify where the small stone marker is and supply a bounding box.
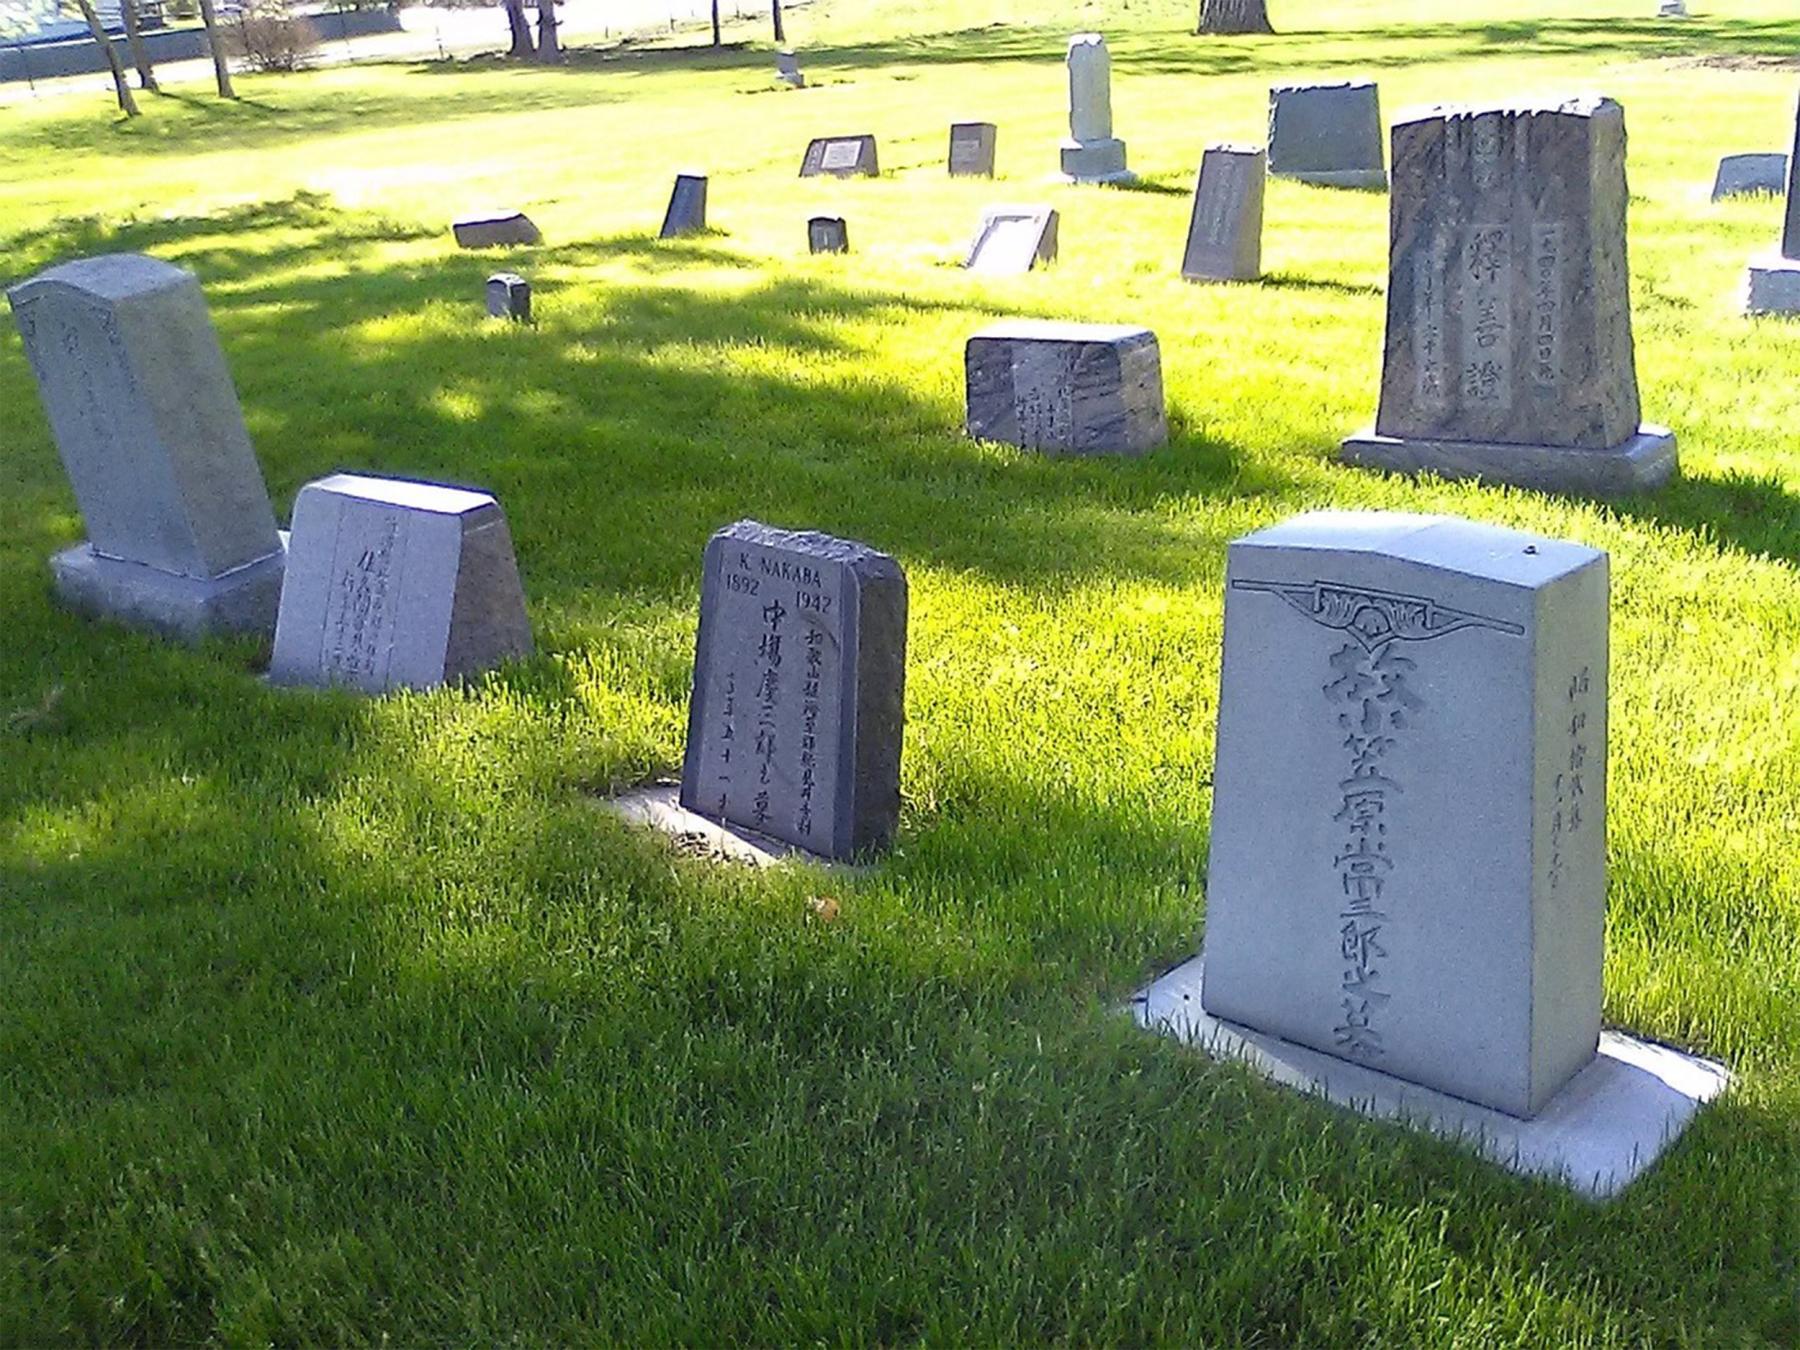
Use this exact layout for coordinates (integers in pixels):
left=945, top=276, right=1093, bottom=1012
left=1657, top=0, right=1688, bottom=17
left=1060, top=34, right=1132, bottom=184
left=963, top=204, right=1059, bottom=275
left=1744, top=91, right=1800, bottom=314
left=1712, top=152, right=1788, bottom=200
left=485, top=272, right=531, bottom=323
left=800, top=135, right=879, bottom=178
left=808, top=216, right=849, bottom=254
left=775, top=49, right=804, bottom=87
left=269, top=473, right=532, bottom=693
left=1342, top=96, right=1677, bottom=493
left=948, top=121, right=997, bottom=177
left=679, top=520, right=908, bottom=862
left=965, top=320, right=1166, bottom=455
left=1181, top=143, right=1266, bottom=282
left=6, top=253, right=286, bottom=640
left=452, top=211, right=541, bottom=249
left=660, top=172, right=708, bottom=238
left=1267, top=81, right=1387, bottom=190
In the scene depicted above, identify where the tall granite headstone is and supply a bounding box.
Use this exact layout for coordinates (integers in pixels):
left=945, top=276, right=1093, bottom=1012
left=1181, top=144, right=1266, bottom=282
left=269, top=473, right=532, bottom=693
left=1342, top=97, right=1677, bottom=493
left=680, top=520, right=907, bottom=861
left=453, top=211, right=541, bottom=248
left=1060, top=34, right=1132, bottom=184
left=800, top=135, right=879, bottom=178
left=808, top=216, right=849, bottom=254
left=965, top=320, right=1166, bottom=455
left=6, top=253, right=286, bottom=640
left=1203, top=510, right=1608, bottom=1119
left=1267, top=82, right=1387, bottom=190
left=949, top=121, right=998, bottom=177
left=1744, top=90, right=1800, bottom=313
left=964, top=205, right=1059, bottom=275
left=660, top=173, right=708, bottom=238
left=485, top=272, right=531, bottom=323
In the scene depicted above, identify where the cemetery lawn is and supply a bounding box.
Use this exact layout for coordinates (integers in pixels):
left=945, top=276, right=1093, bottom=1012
left=4, top=0, right=1800, bottom=1340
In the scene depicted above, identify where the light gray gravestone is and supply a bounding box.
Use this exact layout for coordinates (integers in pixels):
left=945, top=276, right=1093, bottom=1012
left=808, top=216, right=849, bottom=254
left=1267, top=81, right=1387, bottom=190
left=1060, top=34, right=1133, bottom=184
left=775, top=49, right=804, bottom=87
left=679, top=520, right=907, bottom=861
left=6, top=253, right=286, bottom=641
left=268, top=473, right=532, bottom=693
left=1342, top=96, right=1677, bottom=494
left=1203, top=510, right=1609, bottom=1119
left=485, top=272, right=531, bottom=323
left=949, top=121, right=998, bottom=177
left=965, top=320, right=1165, bottom=455
left=1744, top=91, right=1800, bottom=314
left=963, top=205, right=1059, bottom=275
left=452, top=211, right=541, bottom=249
left=1181, top=143, right=1266, bottom=282
left=799, top=135, right=879, bottom=178
left=660, top=173, right=708, bottom=238
left=1658, top=0, right=1688, bottom=17
left=1712, top=152, right=1788, bottom=200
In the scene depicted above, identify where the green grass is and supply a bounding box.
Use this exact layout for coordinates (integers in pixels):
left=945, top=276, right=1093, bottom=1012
left=2, top=0, right=1799, bottom=1340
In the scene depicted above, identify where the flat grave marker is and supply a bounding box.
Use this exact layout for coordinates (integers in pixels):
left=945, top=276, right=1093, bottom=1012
left=800, top=135, right=879, bottom=178
left=964, top=205, right=1059, bottom=275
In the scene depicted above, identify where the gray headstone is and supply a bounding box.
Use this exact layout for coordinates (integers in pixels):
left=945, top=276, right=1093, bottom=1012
left=1711, top=152, right=1788, bottom=200
left=1060, top=34, right=1132, bottom=184
left=1203, top=509, right=1608, bottom=1119
left=775, top=49, right=804, bottom=87
left=6, top=253, right=286, bottom=640
left=1782, top=91, right=1800, bottom=260
left=679, top=520, right=907, bottom=861
left=949, top=121, right=998, bottom=177
left=660, top=173, right=708, bottom=238
left=269, top=473, right=533, bottom=693
left=1181, top=143, right=1265, bottom=282
left=800, top=135, right=879, bottom=178
left=965, top=320, right=1166, bottom=455
left=1267, top=81, right=1387, bottom=190
left=963, top=205, right=1059, bottom=275
left=808, top=216, right=849, bottom=254
left=485, top=272, right=531, bottom=323
left=1343, top=96, right=1676, bottom=493
left=1657, top=0, right=1687, bottom=16
left=1740, top=92, right=1800, bottom=314
left=452, top=211, right=541, bottom=249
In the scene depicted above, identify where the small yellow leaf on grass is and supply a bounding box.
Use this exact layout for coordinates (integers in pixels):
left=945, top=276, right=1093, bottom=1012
left=806, top=895, right=841, bottom=922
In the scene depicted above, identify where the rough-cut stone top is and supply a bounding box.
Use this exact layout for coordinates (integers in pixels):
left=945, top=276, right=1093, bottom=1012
left=1395, top=92, right=1618, bottom=128
left=709, top=519, right=903, bottom=581
left=1235, top=510, right=1604, bottom=587
left=1207, top=141, right=1265, bottom=156
left=308, top=473, right=496, bottom=517
left=1272, top=78, right=1376, bottom=96
left=8, top=253, right=188, bottom=306
left=970, top=319, right=1152, bottom=345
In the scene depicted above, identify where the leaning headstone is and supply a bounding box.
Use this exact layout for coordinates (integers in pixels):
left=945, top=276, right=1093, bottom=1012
left=775, top=49, right=804, bottom=87
left=1267, top=81, right=1387, bottom=189
left=1060, top=34, right=1133, bottom=184
left=1744, top=93, right=1800, bottom=314
left=660, top=172, right=708, bottom=238
left=965, top=320, right=1165, bottom=455
left=1181, top=143, right=1266, bottom=282
left=269, top=473, right=532, bottom=693
left=799, top=135, right=879, bottom=178
left=949, top=121, right=998, bottom=177
left=485, top=272, right=531, bottom=323
left=808, top=216, right=849, bottom=254
left=6, top=253, right=286, bottom=640
left=680, top=520, right=907, bottom=861
left=963, top=205, right=1059, bottom=275
left=1712, top=152, right=1788, bottom=200
left=452, top=211, right=541, bottom=249
left=1342, top=96, right=1677, bottom=493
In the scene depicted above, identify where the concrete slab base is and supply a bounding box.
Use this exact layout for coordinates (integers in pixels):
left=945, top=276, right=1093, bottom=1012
left=1132, top=957, right=1730, bottom=1199
left=1273, top=168, right=1388, bottom=190
left=1340, top=423, right=1677, bottom=495
left=599, top=784, right=850, bottom=869
left=1745, top=251, right=1800, bottom=315
left=1059, top=137, right=1133, bottom=185
left=50, top=536, right=287, bottom=642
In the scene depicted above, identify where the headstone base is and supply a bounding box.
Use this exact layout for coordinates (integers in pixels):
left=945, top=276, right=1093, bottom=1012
left=51, top=537, right=287, bottom=641
left=1059, top=138, right=1133, bottom=184
left=1745, top=251, right=1800, bottom=314
left=600, top=784, right=851, bottom=868
left=1340, top=424, right=1676, bottom=495
left=1274, top=167, right=1388, bottom=190
left=1134, top=957, right=1728, bottom=1200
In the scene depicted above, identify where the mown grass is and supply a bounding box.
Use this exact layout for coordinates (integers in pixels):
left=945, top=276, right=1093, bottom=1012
left=1, top=0, right=1798, bottom=1340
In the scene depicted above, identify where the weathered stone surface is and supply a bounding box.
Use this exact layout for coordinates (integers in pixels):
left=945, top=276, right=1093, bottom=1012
left=7, top=252, right=286, bottom=640
left=808, top=215, right=849, bottom=254
left=775, top=49, right=804, bottom=87
left=1182, top=143, right=1265, bottom=282
left=660, top=173, right=708, bottom=238
left=1346, top=96, right=1675, bottom=493
left=1061, top=34, right=1132, bottom=184
left=680, top=520, right=908, bottom=861
left=800, top=135, right=879, bottom=178
left=485, top=272, right=531, bottom=322
left=948, top=121, right=997, bottom=177
left=1268, top=81, right=1386, bottom=189
left=965, top=320, right=1165, bottom=455
left=1203, top=510, right=1609, bottom=1119
left=963, top=205, right=1059, bottom=275
left=269, top=473, right=532, bottom=693
left=1711, top=151, right=1788, bottom=200
left=452, top=211, right=541, bottom=249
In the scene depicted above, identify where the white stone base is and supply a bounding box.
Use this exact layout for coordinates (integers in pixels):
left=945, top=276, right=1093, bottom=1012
left=599, top=784, right=845, bottom=868
left=1340, top=423, right=1677, bottom=495
left=1272, top=168, right=1388, bottom=191
left=51, top=536, right=287, bottom=642
left=1745, top=250, right=1800, bottom=314
left=1133, top=957, right=1729, bottom=1199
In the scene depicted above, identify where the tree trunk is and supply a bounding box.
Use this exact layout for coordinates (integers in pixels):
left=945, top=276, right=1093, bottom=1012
left=73, top=0, right=139, bottom=115
left=533, top=0, right=561, bottom=62
left=196, top=0, right=236, bottom=97
left=710, top=0, right=720, bottom=45
left=1197, top=0, right=1273, bottom=34
left=770, top=0, right=783, bottom=44
left=503, top=0, right=532, bottom=56
left=120, top=0, right=159, bottom=91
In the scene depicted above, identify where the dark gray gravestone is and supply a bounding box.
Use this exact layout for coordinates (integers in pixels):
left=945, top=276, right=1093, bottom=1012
left=269, top=473, right=533, bottom=693
left=965, top=320, right=1166, bottom=455
left=964, top=205, right=1058, bottom=275
left=453, top=211, right=541, bottom=248
left=1267, top=82, right=1386, bottom=190
left=1182, top=144, right=1265, bottom=282
left=6, top=253, right=286, bottom=640
left=949, top=121, right=997, bottom=176
left=1711, top=152, right=1787, bottom=200
left=775, top=49, right=804, bottom=87
left=1746, top=91, right=1800, bottom=313
left=800, top=135, right=879, bottom=178
left=808, top=216, right=849, bottom=254
left=680, top=520, right=907, bottom=861
left=1785, top=99, right=1800, bottom=256
left=1342, top=97, right=1676, bottom=493
left=486, top=272, right=531, bottom=322
left=660, top=173, right=708, bottom=238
